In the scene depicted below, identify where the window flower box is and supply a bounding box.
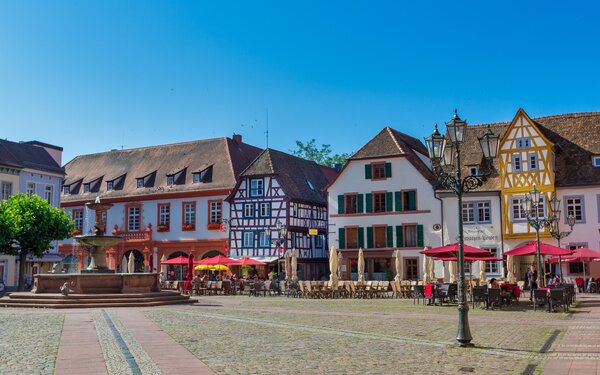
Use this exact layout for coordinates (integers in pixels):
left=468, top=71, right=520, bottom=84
left=156, top=224, right=169, bottom=232
left=182, top=223, right=195, bottom=231
left=72, top=228, right=81, bottom=236
left=207, top=222, right=220, bottom=230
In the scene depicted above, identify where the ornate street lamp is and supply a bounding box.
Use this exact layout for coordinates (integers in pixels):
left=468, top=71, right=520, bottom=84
left=424, top=110, right=499, bottom=347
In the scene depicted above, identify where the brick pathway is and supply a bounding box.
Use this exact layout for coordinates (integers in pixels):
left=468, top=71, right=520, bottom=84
left=55, top=312, right=108, bottom=375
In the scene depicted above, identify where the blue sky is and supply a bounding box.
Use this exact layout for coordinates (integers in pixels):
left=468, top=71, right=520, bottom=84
left=1, top=2, right=599, bottom=163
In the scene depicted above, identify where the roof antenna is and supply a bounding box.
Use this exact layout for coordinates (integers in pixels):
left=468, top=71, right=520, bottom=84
left=265, top=107, right=269, bottom=149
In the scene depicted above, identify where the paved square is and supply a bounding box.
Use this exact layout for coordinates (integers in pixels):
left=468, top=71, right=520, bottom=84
left=2, top=294, right=600, bottom=374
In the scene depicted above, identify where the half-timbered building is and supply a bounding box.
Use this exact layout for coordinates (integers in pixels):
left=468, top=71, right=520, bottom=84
left=443, top=109, right=600, bottom=281
left=58, top=135, right=262, bottom=276
left=227, top=148, right=335, bottom=280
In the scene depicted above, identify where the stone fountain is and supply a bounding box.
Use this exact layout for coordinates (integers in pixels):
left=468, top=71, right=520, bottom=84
left=74, top=196, right=122, bottom=273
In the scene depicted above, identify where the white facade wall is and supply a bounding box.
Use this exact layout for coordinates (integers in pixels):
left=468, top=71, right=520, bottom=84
left=328, top=156, right=443, bottom=280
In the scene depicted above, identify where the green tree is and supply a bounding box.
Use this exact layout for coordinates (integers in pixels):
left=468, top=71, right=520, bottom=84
left=0, top=194, right=73, bottom=291
left=291, top=139, right=351, bottom=167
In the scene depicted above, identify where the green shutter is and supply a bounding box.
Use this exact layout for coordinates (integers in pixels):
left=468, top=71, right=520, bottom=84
left=358, top=227, right=364, bottom=248
left=396, top=225, right=403, bottom=248
left=408, top=191, right=417, bottom=211
left=417, top=224, right=424, bottom=247
left=385, top=162, right=392, bottom=177
left=357, top=194, right=364, bottom=213
left=338, top=195, right=344, bottom=214
left=366, top=227, right=374, bottom=248
left=365, top=164, right=372, bottom=179
left=365, top=193, right=373, bottom=213
left=338, top=228, right=345, bottom=249
left=387, top=226, right=393, bottom=248
left=395, top=191, right=402, bottom=211
left=386, top=192, right=393, bottom=212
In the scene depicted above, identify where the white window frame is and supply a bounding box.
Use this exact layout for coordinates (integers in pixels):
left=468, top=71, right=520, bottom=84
left=44, top=185, right=54, bottom=205
left=1, top=181, right=12, bottom=200
left=250, top=178, right=264, bottom=197
left=107, top=181, right=114, bottom=191
left=63, top=185, right=70, bottom=195
left=242, top=231, right=254, bottom=248
left=258, top=231, right=270, bottom=247
left=167, top=175, right=174, bottom=186
left=483, top=247, right=500, bottom=274
left=128, top=207, right=140, bottom=231
left=462, top=202, right=475, bottom=224
left=511, top=196, right=527, bottom=222
left=243, top=203, right=254, bottom=218
left=26, top=182, right=36, bottom=196
left=259, top=202, right=270, bottom=217
left=565, top=196, right=585, bottom=223
left=183, top=203, right=196, bottom=225
left=137, top=178, right=144, bottom=188
left=159, top=205, right=170, bottom=226
left=210, top=201, right=222, bottom=224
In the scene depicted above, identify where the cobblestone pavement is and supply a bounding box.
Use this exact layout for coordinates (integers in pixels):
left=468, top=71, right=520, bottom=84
left=3, top=294, right=600, bottom=374
left=0, top=311, right=63, bottom=374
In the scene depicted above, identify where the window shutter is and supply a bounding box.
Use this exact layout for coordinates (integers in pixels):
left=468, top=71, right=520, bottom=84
left=366, top=226, right=374, bottom=248
left=365, top=193, right=373, bottom=213
left=338, top=195, right=344, bottom=214
left=408, top=191, right=417, bottom=211
left=338, top=228, right=345, bottom=249
left=417, top=224, right=424, bottom=247
left=357, top=194, right=364, bottom=213
left=386, top=226, right=393, bottom=248
left=396, top=225, right=403, bottom=247
left=385, top=162, right=392, bottom=177
left=386, top=192, right=393, bottom=212
left=358, top=227, right=365, bottom=248
left=365, top=164, right=372, bottom=179
left=395, top=192, right=402, bottom=211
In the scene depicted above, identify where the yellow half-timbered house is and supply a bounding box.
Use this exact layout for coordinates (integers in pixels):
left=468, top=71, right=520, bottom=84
left=499, top=109, right=555, bottom=240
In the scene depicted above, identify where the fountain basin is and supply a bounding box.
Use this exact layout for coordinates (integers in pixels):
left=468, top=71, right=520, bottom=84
left=32, top=273, right=160, bottom=294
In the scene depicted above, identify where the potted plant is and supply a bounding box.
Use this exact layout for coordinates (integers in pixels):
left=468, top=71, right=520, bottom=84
left=156, top=224, right=169, bottom=232
left=182, top=223, right=195, bottom=231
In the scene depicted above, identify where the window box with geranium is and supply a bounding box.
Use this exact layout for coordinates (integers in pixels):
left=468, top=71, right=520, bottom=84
left=182, top=223, right=195, bottom=231
left=72, top=228, right=81, bottom=236
left=156, top=224, right=169, bottom=232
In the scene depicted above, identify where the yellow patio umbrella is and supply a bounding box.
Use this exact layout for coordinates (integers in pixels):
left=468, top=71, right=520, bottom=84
left=394, top=250, right=402, bottom=282
left=329, top=246, right=339, bottom=288
left=449, top=261, right=457, bottom=283
left=423, top=256, right=430, bottom=284
left=284, top=250, right=292, bottom=281
left=506, top=255, right=517, bottom=283
left=291, top=249, right=298, bottom=281
left=428, top=256, right=436, bottom=282
left=479, top=260, right=487, bottom=284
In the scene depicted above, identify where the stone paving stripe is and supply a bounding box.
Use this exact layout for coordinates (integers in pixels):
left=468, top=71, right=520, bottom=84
left=541, top=330, right=561, bottom=353
left=101, top=309, right=142, bottom=375
left=55, top=311, right=108, bottom=375
left=114, top=308, right=215, bottom=375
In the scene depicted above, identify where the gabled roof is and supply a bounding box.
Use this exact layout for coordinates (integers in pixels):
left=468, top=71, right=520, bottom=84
left=0, top=139, right=64, bottom=174
left=62, top=137, right=262, bottom=202
left=328, top=126, right=434, bottom=189
left=239, top=148, right=336, bottom=205
left=456, top=110, right=600, bottom=190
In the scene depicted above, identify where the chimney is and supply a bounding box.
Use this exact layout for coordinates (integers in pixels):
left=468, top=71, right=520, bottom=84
left=233, top=133, right=243, bottom=146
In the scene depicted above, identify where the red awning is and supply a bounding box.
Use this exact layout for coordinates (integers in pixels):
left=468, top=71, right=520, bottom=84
left=434, top=256, right=502, bottom=262
left=548, top=247, right=600, bottom=263
left=504, top=242, right=573, bottom=257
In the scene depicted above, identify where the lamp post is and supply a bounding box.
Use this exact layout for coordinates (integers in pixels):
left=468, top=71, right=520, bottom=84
left=546, top=195, right=576, bottom=282
left=424, top=110, right=500, bottom=347
left=265, top=220, right=288, bottom=277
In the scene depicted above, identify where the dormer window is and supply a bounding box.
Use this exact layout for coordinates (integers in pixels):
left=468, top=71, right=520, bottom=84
left=192, top=165, right=213, bottom=184
left=137, top=178, right=144, bottom=188
left=106, top=181, right=114, bottom=191
left=167, top=175, right=174, bottom=186
left=593, top=156, right=600, bottom=167
left=83, top=184, right=90, bottom=193
left=136, top=171, right=156, bottom=189
left=166, top=167, right=187, bottom=186
left=63, top=185, right=70, bottom=195
left=468, top=165, right=479, bottom=176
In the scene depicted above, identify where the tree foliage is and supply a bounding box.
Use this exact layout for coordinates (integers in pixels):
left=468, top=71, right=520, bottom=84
left=0, top=194, right=73, bottom=290
left=291, top=139, right=350, bottom=167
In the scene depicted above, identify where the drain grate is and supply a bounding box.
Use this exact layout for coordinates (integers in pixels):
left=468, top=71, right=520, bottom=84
left=540, top=330, right=561, bottom=353
left=459, top=367, right=474, bottom=372
left=522, top=364, right=536, bottom=375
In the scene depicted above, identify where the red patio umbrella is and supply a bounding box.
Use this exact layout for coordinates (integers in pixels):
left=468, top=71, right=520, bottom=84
left=160, top=255, right=190, bottom=265
left=503, top=242, right=573, bottom=257
left=421, top=243, right=493, bottom=258
left=195, top=255, right=238, bottom=265
left=186, top=253, right=194, bottom=281
left=434, top=256, right=502, bottom=262
left=231, top=257, right=267, bottom=266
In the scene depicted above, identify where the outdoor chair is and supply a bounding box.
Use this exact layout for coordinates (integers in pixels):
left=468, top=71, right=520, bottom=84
left=390, top=281, right=400, bottom=298
left=533, top=289, right=549, bottom=312
left=215, top=281, right=223, bottom=295
left=549, top=289, right=567, bottom=313
left=413, top=285, right=426, bottom=304
left=379, top=281, right=390, bottom=298
left=401, top=281, right=412, bottom=298
left=222, top=281, right=231, bottom=295
left=264, top=281, right=273, bottom=296
left=472, top=286, right=488, bottom=309
left=487, top=288, right=502, bottom=309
